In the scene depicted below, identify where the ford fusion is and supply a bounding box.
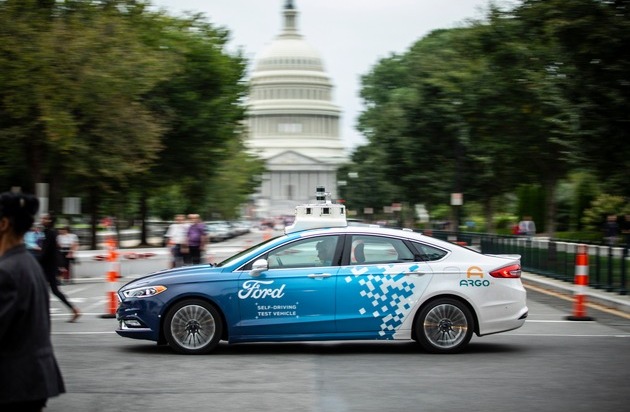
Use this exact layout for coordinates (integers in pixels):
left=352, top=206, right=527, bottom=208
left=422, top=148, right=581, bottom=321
left=116, top=194, right=527, bottom=354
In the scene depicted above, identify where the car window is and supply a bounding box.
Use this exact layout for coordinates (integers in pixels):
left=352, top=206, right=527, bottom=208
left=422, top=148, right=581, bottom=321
left=410, top=242, right=448, bottom=261
left=350, top=235, right=415, bottom=264
left=267, top=235, right=340, bottom=269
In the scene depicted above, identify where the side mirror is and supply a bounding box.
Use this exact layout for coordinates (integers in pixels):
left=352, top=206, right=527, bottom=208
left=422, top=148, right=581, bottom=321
left=250, top=258, right=268, bottom=277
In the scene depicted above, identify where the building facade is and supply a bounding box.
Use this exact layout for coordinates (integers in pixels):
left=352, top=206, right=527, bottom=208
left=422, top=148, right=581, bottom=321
left=246, top=0, right=346, bottom=217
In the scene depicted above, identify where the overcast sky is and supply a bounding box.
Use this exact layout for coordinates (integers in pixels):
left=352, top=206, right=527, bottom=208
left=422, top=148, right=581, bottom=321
left=150, top=0, right=497, bottom=151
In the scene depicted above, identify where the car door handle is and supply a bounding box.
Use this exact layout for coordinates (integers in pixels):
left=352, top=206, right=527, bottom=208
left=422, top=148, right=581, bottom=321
left=404, top=272, right=429, bottom=276
left=308, top=273, right=332, bottom=278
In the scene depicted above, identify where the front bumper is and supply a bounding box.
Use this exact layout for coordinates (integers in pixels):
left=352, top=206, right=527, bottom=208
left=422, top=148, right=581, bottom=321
left=115, top=298, right=161, bottom=342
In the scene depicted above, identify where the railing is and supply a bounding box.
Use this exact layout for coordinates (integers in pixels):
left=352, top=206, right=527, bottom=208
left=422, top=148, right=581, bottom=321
left=427, top=230, right=629, bottom=296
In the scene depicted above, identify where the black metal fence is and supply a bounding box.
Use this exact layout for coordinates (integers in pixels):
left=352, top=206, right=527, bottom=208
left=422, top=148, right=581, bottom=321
left=428, top=230, right=629, bottom=296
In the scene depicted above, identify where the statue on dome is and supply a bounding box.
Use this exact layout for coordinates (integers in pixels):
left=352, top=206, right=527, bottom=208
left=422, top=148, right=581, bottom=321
left=285, top=0, right=294, bottom=10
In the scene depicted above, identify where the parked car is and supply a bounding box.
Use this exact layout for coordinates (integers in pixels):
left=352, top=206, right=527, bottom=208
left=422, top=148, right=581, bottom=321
left=205, top=221, right=231, bottom=242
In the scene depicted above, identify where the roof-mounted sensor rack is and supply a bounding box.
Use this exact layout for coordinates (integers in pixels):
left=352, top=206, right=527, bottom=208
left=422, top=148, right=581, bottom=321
left=284, top=186, right=347, bottom=234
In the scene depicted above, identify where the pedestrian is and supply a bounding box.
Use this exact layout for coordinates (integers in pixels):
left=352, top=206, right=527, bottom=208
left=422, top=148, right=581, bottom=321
left=603, top=214, right=619, bottom=246
left=165, top=214, right=189, bottom=268
left=57, top=226, right=79, bottom=284
left=622, top=214, right=630, bottom=247
left=0, top=192, right=66, bottom=411
left=39, top=213, right=80, bottom=322
left=186, top=214, right=207, bottom=265
left=518, top=216, right=536, bottom=236
left=24, top=223, right=43, bottom=258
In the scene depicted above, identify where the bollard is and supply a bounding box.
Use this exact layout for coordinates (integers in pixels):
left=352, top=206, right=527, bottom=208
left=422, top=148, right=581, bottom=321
left=566, top=244, right=594, bottom=321
left=100, top=236, right=120, bottom=319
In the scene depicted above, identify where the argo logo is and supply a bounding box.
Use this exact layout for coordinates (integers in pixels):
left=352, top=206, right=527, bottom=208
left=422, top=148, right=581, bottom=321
left=460, top=266, right=490, bottom=287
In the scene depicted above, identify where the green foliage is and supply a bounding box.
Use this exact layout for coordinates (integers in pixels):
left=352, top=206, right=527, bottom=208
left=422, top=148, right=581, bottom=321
left=516, top=184, right=545, bottom=229
left=337, top=145, right=400, bottom=219
left=494, top=213, right=518, bottom=231
left=203, top=138, right=265, bottom=220
left=349, top=0, right=629, bottom=236
left=429, top=205, right=451, bottom=221
left=0, top=0, right=174, bottom=197
left=147, top=185, right=191, bottom=221
left=582, top=194, right=630, bottom=231
left=569, top=172, right=599, bottom=231
left=0, top=0, right=260, bottom=235
left=521, top=0, right=630, bottom=198
left=553, top=231, right=604, bottom=243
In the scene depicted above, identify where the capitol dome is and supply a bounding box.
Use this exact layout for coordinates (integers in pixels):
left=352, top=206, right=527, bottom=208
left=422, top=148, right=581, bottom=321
left=245, top=0, right=347, bottom=216
left=255, top=38, right=324, bottom=73
left=254, top=1, right=324, bottom=73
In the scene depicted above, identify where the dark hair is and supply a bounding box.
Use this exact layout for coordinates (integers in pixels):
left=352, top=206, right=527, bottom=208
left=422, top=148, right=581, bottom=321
left=0, top=192, right=39, bottom=236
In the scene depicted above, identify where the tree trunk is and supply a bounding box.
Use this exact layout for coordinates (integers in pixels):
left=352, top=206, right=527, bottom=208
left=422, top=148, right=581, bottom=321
left=484, top=197, right=495, bottom=234
left=89, top=188, right=99, bottom=250
left=139, top=190, right=149, bottom=246
left=544, top=179, right=557, bottom=237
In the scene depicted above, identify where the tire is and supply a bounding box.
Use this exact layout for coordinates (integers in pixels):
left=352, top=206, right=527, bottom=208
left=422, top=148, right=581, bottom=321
left=164, top=299, right=222, bottom=355
left=415, top=298, right=474, bottom=354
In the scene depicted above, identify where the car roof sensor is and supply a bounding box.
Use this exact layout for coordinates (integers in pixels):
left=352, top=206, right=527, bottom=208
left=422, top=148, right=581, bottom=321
left=284, top=186, right=347, bottom=234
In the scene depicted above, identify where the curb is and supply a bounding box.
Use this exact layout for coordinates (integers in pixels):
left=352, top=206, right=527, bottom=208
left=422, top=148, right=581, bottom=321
left=522, top=272, right=630, bottom=317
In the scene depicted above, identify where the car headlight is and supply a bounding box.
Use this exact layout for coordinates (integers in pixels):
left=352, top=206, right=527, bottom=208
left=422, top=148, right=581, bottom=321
left=122, top=285, right=167, bottom=299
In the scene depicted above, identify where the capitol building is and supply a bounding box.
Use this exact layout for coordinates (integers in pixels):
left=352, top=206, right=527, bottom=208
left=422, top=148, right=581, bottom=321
left=246, top=0, right=347, bottom=217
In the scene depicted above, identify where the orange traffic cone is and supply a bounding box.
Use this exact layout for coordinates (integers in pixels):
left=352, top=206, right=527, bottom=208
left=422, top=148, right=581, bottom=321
left=566, top=244, right=594, bottom=321
left=100, top=236, right=120, bottom=319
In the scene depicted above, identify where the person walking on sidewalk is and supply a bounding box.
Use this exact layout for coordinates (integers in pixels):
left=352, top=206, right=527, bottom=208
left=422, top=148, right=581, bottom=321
left=165, top=214, right=189, bottom=268
left=186, top=214, right=207, bottom=265
left=39, top=213, right=80, bottom=322
left=57, top=226, right=79, bottom=284
left=0, top=192, right=66, bottom=412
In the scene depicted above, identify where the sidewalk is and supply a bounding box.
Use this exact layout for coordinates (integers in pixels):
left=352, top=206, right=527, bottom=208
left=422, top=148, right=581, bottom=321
left=522, top=271, right=630, bottom=317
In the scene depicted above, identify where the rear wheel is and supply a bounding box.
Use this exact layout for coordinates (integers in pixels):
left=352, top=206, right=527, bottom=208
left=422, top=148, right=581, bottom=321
left=164, top=299, right=222, bottom=354
left=415, top=298, right=473, bottom=354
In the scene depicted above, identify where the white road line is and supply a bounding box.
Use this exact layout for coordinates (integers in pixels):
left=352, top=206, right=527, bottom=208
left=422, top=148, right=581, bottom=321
left=525, top=319, right=595, bottom=323
left=506, top=333, right=630, bottom=338
left=60, top=286, right=92, bottom=295
left=51, top=312, right=116, bottom=317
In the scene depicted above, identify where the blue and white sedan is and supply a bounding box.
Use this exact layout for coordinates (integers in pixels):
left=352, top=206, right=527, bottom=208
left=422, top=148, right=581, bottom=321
left=116, top=199, right=527, bottom=354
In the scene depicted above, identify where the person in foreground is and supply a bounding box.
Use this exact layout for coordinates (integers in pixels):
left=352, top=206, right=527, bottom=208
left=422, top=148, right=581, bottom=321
left=0, top=192, right=65, bottom=411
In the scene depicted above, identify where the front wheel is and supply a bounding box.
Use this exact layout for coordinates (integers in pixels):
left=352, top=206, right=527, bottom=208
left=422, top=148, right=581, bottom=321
left=415, top=298, right=473, bottom=354
left=164, top=299, right=222, bottom=354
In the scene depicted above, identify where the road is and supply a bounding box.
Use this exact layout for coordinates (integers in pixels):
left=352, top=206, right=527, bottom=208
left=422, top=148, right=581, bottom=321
left=45, top=278, right=630, bottom=411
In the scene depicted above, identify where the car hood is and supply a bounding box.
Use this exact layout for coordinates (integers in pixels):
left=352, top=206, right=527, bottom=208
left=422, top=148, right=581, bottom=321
left=119, top=264, right=230, bottom=290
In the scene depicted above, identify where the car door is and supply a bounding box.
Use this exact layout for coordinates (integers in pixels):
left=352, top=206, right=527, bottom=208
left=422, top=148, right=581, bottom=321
left=335, top=234, right=434, bottom=336
left=236, top=235, right=341, bottom=336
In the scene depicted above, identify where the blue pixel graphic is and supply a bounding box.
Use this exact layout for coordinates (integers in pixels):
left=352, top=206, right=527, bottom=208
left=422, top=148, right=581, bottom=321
left=344, top=264, right=419, bottom=336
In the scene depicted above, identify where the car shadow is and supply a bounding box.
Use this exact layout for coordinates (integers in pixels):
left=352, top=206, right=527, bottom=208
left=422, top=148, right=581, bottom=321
left=121, top=339, right=526, bottom=356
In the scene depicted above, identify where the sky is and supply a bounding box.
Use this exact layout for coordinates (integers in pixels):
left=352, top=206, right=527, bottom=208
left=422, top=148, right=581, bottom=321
left=150, top=0, right=497, bottom=152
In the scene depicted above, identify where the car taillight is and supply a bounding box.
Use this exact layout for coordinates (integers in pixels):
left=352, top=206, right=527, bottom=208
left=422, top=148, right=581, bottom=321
left=489, top=264, right=521, bottom=278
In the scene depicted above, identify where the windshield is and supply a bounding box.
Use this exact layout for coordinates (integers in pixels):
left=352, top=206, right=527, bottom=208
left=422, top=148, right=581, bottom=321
left=216, top=235, right=282, bottom=267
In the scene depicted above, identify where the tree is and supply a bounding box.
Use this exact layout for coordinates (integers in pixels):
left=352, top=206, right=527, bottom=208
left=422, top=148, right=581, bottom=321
left=204, top=137, right=265, bottom=220
left=354, top=3, right=585, bottom=235
left=133, top=12, right=253, bottom=242
left=0, top=0, right=177, bottom=246
left=0, top=1, right=260, bottom=247
left=337, top=145, right=400, bottom=221
left=517, top=0, right=630, bottom=197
